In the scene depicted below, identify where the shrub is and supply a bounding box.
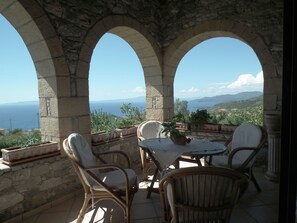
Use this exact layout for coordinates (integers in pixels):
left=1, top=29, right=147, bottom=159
left=90, top=103, right=145, bottom=133
left=0, top=130, right=42, bottom=157
left=174, top=99, right=189, bottom=121
left=119, top=103, right=145, bottom=127
left=189, top=109, right=211, bottom=126
left=90, top=109, right=117, bottom=134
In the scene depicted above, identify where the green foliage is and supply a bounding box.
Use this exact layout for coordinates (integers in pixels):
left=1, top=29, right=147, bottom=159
left=160, top=121, right=184, bottom=138
left=90, top=109, right=118, bottom=134
left=18, top=131, right=42, bottom=148
left=212, top=96, right=263, bottom=110
left=10, top=128, right=23, bottom=134
left=174, top=99, right=189, bottom=121
left=208, top=111, right=227, bottom=124
left=0, top=130, right=42, bottom=157
left=118, top=103, right=145, bottom=128
left=189, top=109, right=211, bottom=126
left=172, top=112, right=186, bottom=122
left=222, top=105, right=263, bottom=126
left=91, top=103, right=145, bottom=133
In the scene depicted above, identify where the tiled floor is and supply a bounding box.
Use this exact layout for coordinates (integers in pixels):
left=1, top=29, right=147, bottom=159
left=7, top=164, right=279, bottom=223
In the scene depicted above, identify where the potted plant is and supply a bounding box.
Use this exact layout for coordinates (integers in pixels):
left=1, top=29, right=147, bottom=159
left=1, top=133, right=59, bottom=166
left=160, top=121, right=191, bottom=145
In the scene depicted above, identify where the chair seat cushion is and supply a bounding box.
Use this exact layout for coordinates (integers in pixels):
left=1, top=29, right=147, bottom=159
left=211, top=155, right=244, bottom=169
left=93, top=168, right=138, bottom=191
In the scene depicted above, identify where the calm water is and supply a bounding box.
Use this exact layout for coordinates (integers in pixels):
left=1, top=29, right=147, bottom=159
left=0, top=101, right=214, bottom=131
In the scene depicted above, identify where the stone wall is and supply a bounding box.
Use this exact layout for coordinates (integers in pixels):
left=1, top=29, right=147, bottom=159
left=0, top=156, right=80, bottom=221
left=0, top=135, right=141, bottom=221
left=35, top=0, right=162, bottom=75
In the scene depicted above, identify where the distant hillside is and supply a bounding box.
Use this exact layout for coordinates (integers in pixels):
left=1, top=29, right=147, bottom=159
left=190, top=91, right=262, bottom=104
left=211, top=95, right=263, bottom=110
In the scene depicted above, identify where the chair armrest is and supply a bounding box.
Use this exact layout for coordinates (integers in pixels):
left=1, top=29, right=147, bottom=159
left=94, top=150, right=131, bottom=168
left=84, top=163, right=132, bottom=195
left=85, top=163, right=126, bottom=171
left=138, top=136, right=145, bottom=142
left=228, top=147, right=259, bottom=169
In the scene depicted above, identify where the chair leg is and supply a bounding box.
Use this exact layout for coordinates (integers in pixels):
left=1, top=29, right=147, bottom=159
left=124, top=206, right=130, bottom=223
left=250, top=168, right=261, bottom=192
left=77, top=194, right=91, bottom=223
left=139, top=148, right=149, bottom=180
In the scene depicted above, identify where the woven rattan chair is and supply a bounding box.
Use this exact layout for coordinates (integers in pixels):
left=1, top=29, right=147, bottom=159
left=63, top=133, right=138, bottom=223
left=207, top=123, right=267, bottom=192
left=137, top=120, right=166, bottom=179
left=159, top=166, right=249, bottom=223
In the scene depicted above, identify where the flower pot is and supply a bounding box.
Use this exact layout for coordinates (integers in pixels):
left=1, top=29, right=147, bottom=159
left=204, top=124, right=221, bottom=132
left=1, top=142, right=59, bottom=166
left=220, top=124, right=238, bottom=133
left=116, top=126, right=137, bottom=138
left=91, top=131, right=121, bottom=144
left=170, top=135, right=191, bottom=145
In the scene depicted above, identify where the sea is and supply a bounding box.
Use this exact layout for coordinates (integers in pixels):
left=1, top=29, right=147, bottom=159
left=0, top=101, right=214, bottom=131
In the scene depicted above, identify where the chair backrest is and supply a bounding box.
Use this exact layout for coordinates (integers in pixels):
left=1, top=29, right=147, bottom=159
left=137, top=120, right=166, bottom=140
left=66, top=133, right=98, bottom=167
left=63, top=133, right=101, bottom=189
left=159, top=166, right=248, bottom=223
left=230, top=123, right=265, bottom=164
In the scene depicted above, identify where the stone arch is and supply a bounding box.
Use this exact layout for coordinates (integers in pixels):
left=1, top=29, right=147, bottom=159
left=1, top=0, right=70, bottom=144
left=163, top=20, right=279, bottom=118
left=78, top=15, right=165, bottom=126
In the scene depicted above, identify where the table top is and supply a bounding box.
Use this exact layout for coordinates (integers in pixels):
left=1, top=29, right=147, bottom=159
left=138, top=138, right=227, bottom=170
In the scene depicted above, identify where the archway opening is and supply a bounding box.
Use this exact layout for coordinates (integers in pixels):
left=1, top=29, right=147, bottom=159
left=89, top=33, right=146, bottom=133
left=0, top=14, right=39, bottom=132
left=174, top=37, right=263, bottom=126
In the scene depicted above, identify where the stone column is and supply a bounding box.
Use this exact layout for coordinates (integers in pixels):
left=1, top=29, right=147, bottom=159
left=264, top=114, right=281, bottom=181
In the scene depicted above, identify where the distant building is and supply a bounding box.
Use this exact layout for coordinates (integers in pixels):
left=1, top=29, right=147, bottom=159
left=0, top=128, right=4, bottom=134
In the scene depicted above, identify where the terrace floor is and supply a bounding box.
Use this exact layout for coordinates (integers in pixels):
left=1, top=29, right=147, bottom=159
left=6, top=163, right=279, bottom=223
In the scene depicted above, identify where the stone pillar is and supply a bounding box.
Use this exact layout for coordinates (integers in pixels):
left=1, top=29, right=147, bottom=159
left=264, top=114, right=281, bottom=181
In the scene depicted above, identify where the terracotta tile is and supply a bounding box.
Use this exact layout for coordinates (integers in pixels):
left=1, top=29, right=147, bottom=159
left=35, top=212, right=68, bottom=223
left=231, top=208, right=257, bottom=223
left=131, top=203, right=158, bottom=220
left=244, top=205, right=278, bottom=223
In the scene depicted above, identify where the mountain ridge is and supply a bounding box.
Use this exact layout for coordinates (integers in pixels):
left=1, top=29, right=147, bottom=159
left=189, top=91, right=262, bottom=104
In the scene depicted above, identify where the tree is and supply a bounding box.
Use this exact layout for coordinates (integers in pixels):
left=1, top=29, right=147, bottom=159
left=174, top=99, right=189, bottom=122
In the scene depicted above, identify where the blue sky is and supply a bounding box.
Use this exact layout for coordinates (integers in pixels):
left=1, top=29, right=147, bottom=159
left=0, top=14, right=263, bottom=104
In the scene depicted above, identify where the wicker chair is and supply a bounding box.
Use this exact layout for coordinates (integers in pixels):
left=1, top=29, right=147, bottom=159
left=137, top=120, right=167, bottom=179
left=159, top=166, right=249, bottom=223
left=207, top=123, right=267, bottom=192
left=63, top=133, right=138, bottom=223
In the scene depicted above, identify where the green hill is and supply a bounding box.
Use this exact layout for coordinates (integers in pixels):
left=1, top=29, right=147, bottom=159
left=210, top=95, right=263, bottom=110
left=190, top=91, right=262, bottom=104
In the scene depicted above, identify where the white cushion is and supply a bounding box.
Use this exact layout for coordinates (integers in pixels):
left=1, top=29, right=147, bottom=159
left=94, top=169, right=137, bottom=191
left=212, top=123, right=263, bottom=168
left=211, top=155, right=244, bottom=169
left=68, top=133, right=98, bottom=167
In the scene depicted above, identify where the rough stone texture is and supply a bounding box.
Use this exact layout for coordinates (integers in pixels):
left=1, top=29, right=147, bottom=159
left=0, top=0, right=284, bottom=221
left=0, top=0, right=282, bottom=142
left=0, top=156, right=80, bottom=220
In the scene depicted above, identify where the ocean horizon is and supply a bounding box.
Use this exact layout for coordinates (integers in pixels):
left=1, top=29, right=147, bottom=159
left=0, top=101, right=214, bottom=131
